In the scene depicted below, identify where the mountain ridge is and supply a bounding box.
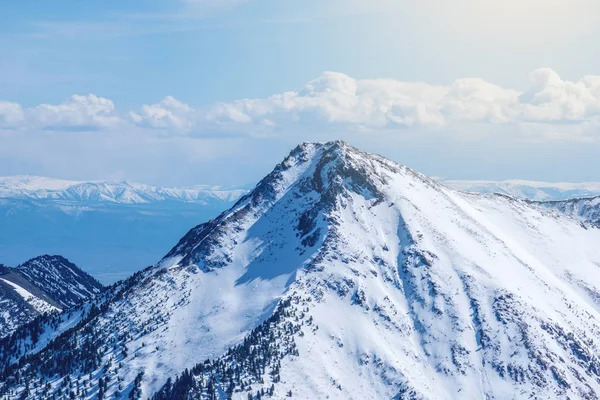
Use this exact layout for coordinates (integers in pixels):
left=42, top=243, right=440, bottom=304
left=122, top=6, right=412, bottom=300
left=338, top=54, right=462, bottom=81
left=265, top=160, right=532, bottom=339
left=0, top=255, right=103, bottom=338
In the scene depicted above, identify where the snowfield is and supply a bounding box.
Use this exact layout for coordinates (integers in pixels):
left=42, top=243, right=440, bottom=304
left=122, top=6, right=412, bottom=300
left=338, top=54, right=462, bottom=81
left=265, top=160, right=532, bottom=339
left=2, top=141, right=600, bottom=400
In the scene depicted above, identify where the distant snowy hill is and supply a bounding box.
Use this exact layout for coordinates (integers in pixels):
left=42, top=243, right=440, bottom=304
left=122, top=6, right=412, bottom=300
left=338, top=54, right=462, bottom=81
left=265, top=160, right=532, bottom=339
left=441, top=179, right=600, bottom=201
left=0, top=176, right=247, bottom=283
left=0, top=255, right=102, bottom=338
left=0, top=176, right=246, bottom=204
left=3, top=141, right=600, bottom=400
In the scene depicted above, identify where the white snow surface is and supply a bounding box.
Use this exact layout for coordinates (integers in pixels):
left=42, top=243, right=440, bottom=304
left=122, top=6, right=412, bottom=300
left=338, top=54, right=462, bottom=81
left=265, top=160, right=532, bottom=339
left=441, top=178, right=600, bottom=201
left=6, top=141, right=600, bottom=400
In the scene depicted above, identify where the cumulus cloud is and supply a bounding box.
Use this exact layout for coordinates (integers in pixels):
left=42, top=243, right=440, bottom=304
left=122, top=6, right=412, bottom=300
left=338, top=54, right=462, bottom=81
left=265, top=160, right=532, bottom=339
left=30, top=94, right=120, bottom=130
left=440, top=78, right=520, bottom=123
left=520, top=68, right=600, bottom=122
left=198, top=72, right=447, bottom=129
left=0, top=94, right=120, bottom=131
left=131, top=68, right=600, bottom=136
left=130, top=96, right=195, bottom=130
left=0, top=102, right=25, bottom=127
left=4, top=68, right=600, bottom=140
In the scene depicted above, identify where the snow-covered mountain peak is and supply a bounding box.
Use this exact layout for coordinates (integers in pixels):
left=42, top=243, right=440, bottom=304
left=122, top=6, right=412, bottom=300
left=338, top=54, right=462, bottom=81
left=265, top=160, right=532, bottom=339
left=255, top=140, right=388, bottom=203
left=161, top=140, right=410, bottom=270
left=152, top=141, right=600, bottom=399
left=3, top=142, right=600, bottom=400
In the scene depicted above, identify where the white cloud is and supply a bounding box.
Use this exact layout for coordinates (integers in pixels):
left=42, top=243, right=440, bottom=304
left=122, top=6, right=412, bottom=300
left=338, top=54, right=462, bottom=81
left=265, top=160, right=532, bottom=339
left=520, top=68, right=600, bottom=122
left=4, top=68, right=600, bottom=140
left=30, top=94, right=120, bottom=129
left=0, top=102, right=25, bottom=127
left=0, top=94, right=120, bottom=131
left=440, top=78, right=520, bottom=123
left=130, top=96, right=195, bottom=130
left=159, top=68, right=600, bottom=137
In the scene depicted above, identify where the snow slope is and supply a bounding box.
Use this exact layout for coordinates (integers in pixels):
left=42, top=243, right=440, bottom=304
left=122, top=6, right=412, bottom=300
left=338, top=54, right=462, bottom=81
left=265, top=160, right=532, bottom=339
left=442, top=179, right=600, bottom=201
left=3, top=141, right=600, bottom=400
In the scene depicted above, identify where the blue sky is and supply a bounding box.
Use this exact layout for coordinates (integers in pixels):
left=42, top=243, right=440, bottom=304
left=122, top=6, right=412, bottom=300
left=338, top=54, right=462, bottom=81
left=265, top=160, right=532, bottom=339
left=2, top=0, right=600, bottom=186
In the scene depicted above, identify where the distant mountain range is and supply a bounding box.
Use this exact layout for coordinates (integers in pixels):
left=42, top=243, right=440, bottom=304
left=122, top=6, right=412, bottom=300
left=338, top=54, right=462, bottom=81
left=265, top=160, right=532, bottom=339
left=2, top=142, right=600, bottom=399
left=0, top=176, right=248, bottom=283
left=442, top=179, right=600, bottom=201
left=0, top=175, right=247, bottom=204
left=0, top=255, right=102, bottom=338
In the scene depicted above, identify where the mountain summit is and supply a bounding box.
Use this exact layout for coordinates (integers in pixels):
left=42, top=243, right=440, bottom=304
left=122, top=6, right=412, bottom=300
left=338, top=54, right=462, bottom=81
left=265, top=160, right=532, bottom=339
left=2, top=141, right=600, bottom=400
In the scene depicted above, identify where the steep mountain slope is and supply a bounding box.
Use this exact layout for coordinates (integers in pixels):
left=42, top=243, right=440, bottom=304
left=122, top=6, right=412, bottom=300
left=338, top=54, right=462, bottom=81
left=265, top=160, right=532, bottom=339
left=0, top=178, right=247, bottom=283
left=536, top=196, right=600, bottom=227
left=2, top=141, right=600, bottom=400
left=442, top=179, right=600, bottom=201
left=0, top=255, right=102, bottom=338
